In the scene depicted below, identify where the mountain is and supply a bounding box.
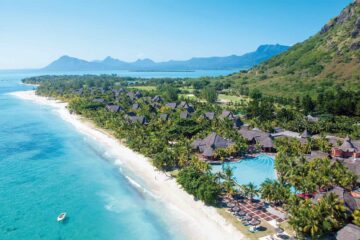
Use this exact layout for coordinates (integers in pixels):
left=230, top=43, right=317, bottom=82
left=44, top=55, right=105, bottom=71
left=42, top=44, right=289, bottom=71
left=227, top=0, right=360, bottom=97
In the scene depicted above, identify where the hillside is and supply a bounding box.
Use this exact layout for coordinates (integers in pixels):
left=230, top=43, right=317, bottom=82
left=43, top=44, right=288, bottom=71
left=227, top=0, right=360, bottom=97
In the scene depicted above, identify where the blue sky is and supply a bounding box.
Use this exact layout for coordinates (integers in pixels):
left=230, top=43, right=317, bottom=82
left=0, top=0, right=352, bottom=69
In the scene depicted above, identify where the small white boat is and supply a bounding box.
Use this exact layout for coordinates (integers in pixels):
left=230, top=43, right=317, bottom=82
left=57, top=212, right=66, bottom=222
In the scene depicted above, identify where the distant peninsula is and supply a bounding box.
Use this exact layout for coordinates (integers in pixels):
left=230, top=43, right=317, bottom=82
left=43, top=44, right=289, bottom=72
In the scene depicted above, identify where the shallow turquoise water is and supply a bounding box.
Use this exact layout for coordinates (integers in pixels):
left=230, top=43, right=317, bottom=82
left=1, top=70, right=247, bottom=240
left=211, top=155, right=276, bottom=187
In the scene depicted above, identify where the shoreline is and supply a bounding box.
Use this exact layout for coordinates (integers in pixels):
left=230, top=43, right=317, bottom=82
left=10, top=90, right=246, bottom=240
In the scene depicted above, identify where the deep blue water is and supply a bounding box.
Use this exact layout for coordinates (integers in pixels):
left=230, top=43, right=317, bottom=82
left=0, top=69, right=239, bottom=240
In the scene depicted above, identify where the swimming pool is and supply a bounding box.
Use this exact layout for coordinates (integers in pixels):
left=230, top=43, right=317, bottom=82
left=211, top=155, right=277, bottom=187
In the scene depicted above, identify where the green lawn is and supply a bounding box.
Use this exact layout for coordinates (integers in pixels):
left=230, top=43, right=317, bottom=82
left=179, top=93, right=198, bottom=100
left=129, top=85, right=157, bottom=91
left=179, top=86, right=195, bottom=93
left=218, top=94, right=249, bottom=103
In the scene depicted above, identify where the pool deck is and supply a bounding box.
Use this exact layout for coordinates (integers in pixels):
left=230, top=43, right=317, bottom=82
left=222, top=196, right=292, bottom=239
left=223, top=197, right=285, bottom=223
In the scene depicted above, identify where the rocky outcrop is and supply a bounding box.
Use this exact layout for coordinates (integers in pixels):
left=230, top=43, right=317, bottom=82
left=350, top=41, right=360, bottom=50
left=321, top=2, right=357, bottom=34
left=352, top=17, right=360, bottom=37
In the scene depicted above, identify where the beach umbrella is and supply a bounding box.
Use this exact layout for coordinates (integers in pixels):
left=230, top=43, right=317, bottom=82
left=222, top=198, right=230, bottom=203
left=227, top=202, right=236, bottom=208
left=244, top=215, right=253, bottom=221
left=231, top=206, right=240, bottom=212
left=250, top=218, right=261, bottom=226
left=237, top=211, right=246, bottom=216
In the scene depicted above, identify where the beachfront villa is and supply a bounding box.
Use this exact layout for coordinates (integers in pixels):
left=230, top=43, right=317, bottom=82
left=191, top=132, right=234, bottom=160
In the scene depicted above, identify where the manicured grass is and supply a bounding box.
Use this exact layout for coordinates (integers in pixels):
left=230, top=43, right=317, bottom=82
left=129, top=85, right=157, bottom=91
left=179, top=86, right=195, bottom=93
left=179, top=93, right=198, bottom=100
left=218, top=94, right=249, bottom=103
left=217, top=208, right=276, bottom=239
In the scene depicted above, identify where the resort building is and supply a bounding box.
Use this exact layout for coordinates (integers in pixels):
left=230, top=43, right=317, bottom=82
left=180, top=111, right=191, bottom=119
left=336, top=224, right=360, bottom=240
left=112, top=88, right=126, bottom=97
left=134, top=91, right=142, bottom=98
left=331, top=136, right=360, bottom=159
left=342, top=160, right=360, bottom=184
left=304, top=151, right=330, bottom=160
left=239, top=126, right=275, bottom=152
left=191, top=132, right=234, bottom=160
left=127, top=91, right=142, bottom=101
left=219, top=110, right=243, bottom=128
left=165, top=102, right=177, bottom=109
left=312, top=186, right=360, bottom=212
left=92, top=98, right=105, bottom=103
left=105, top=104, right=123, bottom=113
left=220, top=110, right=235, bottom=119
left=201, top=112, right=215, bottom=120
left=126, top=112, right=136, bottom=117
left=132, top=103, right=140, bottom=110
left=271, top=129, right=312, bottom=145
left=152, top=95, right=163, bottom=103
left=159, top=113, right=169, bottom=121
left=177, top=101, right=195, bottom=113
left=299, top=129, right=312, bottom=144
left=128, top=115, right=148, bottom=125
left=73, top=88, right=83, bottom=95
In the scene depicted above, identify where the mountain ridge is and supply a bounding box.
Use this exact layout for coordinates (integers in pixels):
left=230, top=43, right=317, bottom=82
left=227, top=0, right=360, bottom=97
left=43, top=44, right=289, bottom=71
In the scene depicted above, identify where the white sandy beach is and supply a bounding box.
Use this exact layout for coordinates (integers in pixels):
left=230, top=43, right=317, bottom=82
left=10, top=90, right=246, bottom=240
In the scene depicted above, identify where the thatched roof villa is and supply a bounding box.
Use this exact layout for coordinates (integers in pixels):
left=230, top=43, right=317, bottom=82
left=191, top=132, right=234, bottom=159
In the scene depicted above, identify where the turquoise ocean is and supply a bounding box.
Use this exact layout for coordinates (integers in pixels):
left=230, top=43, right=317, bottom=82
left=0, top=69, right=238, bottom=240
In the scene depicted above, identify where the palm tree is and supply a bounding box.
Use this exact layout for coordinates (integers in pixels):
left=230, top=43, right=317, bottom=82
left=214, top=171, right=224, bottom=184
left=260, top=179, right=274, bottom=203
left=318, top=192, right=348, bottom=229
left=223, top=166, right=234, bottom=182
left=288, top=199, right=323, bottom=239
left=242, top=182, right=259, bottom=202
left=222, top=167, right=236, bottom=197
left=352, top=209, right=360, bottom=227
